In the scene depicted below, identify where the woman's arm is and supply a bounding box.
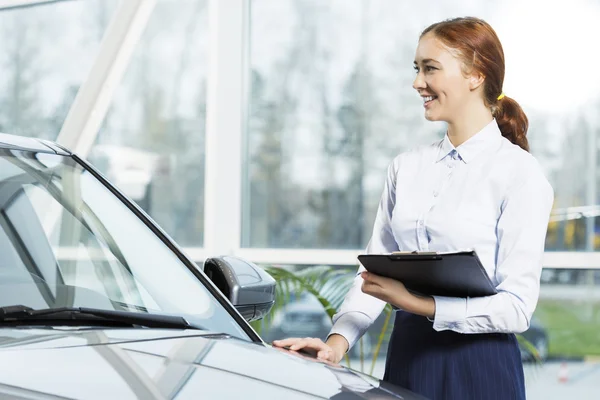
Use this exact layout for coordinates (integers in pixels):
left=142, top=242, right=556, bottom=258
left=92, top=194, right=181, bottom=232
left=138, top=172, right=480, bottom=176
left=327, top=158, right=401, bottom=349
left=431, top=160, right=554, bottom=333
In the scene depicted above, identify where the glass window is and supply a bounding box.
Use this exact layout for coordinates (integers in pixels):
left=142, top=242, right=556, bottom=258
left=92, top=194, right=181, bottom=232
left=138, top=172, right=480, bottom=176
left=0, top=0, right=119, bottom=140
left=0, top=149, right=248, bottom=340
left=91, top=0, right=208, bottom=246
left=245, top=0, right=600, bottom=251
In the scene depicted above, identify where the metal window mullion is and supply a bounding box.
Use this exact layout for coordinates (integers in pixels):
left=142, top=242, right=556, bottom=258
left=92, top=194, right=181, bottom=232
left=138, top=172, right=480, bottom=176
left=180, top=247, right=600, bottom=270
left=55, top=245, right=600, bottom=269
left=203, top=0, right=248, bottom=256
left=55, top=0, right=156, bottom=157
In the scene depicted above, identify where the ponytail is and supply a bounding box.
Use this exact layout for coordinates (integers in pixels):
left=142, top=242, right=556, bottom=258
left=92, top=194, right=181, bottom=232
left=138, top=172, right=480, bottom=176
left=493, top=96, right=529, bottom=152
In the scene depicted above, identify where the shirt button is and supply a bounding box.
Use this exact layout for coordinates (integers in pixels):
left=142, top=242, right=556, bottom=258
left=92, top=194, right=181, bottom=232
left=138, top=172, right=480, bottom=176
left=433, top=191, right=439, bottom=197
left=418, top=220, right=424, bottom=226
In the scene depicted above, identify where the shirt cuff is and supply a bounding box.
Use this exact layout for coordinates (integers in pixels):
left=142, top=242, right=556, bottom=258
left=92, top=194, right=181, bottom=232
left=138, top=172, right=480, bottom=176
left=432, top=295, right=467, bottom=331
left=327, top=312, right=372, bottom=352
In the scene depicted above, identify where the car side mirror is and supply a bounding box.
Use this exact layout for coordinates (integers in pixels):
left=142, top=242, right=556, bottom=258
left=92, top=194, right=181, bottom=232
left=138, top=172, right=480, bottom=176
left=203, top=256, right=276, bottom=322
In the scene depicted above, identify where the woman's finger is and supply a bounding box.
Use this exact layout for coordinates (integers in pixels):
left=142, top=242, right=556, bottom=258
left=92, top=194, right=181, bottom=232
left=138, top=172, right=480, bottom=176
left=362, top=280, right=381, bottom=294
left=273, top=337, right=323, bottom=351
left=271, top=337, right=302, bottom=348
left=361, top=271, right=386, bottom=285
left=290, top=337, right=323, bottom=350
left=317, top=349, right=335, bottom=362
left=274, top=337, right=336, bottom=362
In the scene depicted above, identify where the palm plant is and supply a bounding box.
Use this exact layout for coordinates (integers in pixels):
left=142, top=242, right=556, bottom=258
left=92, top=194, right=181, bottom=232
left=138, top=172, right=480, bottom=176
left=252, top=264, right=394, bottom=374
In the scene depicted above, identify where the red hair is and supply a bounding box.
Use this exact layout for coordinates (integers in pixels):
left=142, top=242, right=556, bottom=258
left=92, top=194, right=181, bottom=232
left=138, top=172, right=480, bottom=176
left=421, top=17, right=529, bottom=152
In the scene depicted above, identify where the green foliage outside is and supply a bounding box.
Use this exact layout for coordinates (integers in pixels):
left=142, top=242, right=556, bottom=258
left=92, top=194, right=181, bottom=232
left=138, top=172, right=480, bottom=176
left=535, top=300, right=600, bottom=358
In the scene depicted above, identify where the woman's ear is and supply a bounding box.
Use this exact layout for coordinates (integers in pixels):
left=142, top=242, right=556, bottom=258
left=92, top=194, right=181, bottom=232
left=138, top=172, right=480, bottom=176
left=469, top=72, right=485, bottom=91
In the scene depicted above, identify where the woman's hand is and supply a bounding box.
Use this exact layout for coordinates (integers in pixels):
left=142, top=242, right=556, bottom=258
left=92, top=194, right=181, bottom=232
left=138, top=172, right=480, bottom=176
left=360, top=271, right=436, bottom=319
left=272, top=335, right=347, bottom=363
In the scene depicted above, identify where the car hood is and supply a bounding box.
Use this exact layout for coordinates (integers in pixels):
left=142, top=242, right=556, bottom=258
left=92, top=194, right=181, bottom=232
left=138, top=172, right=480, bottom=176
left=0, top=328, right=426, bottom=400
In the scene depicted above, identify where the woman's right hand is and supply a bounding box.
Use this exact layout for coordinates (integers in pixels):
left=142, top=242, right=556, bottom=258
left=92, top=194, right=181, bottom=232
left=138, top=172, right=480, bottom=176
left=272, top=334, right=348, bottom=364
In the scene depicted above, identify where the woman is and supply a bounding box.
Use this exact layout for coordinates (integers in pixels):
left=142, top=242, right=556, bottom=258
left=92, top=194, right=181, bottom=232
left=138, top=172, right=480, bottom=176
left=273, top=17, right=553, bottom=400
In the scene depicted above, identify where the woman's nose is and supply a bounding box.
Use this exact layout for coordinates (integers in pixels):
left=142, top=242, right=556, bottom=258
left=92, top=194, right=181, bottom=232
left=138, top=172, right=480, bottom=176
left=413, top=72, right=426, bottom=91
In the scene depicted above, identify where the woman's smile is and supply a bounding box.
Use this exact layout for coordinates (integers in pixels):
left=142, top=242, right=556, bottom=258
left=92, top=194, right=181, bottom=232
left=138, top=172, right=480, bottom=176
left=423, top=95, right=438, bottom=108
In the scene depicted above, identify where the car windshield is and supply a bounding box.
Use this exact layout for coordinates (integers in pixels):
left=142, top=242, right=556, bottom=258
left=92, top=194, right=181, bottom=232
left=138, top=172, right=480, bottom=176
left=0, top=147, right=249, bottom=340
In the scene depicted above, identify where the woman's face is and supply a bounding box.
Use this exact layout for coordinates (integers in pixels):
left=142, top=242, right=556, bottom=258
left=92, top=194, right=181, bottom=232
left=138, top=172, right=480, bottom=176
left=413, top=33, right=475, bottom=122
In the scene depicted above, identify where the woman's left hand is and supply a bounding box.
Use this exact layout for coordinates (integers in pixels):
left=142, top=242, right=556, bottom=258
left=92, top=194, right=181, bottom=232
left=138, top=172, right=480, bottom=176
left=360, top=271, right=436, bottom=319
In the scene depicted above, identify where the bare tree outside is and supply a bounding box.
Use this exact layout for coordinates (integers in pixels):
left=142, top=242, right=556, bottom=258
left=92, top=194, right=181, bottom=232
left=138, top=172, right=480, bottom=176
left=92, top=0, right=208, bottom=246
left=0, top=1, right=117, bottom=139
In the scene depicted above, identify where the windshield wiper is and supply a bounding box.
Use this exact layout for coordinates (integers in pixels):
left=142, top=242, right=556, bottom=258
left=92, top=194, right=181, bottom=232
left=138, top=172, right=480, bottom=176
left=0, top=305, right=203, bottom=330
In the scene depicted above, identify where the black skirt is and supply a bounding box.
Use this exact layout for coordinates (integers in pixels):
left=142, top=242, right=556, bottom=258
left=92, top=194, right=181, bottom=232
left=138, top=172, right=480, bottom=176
left=383, top=311, right=526, bottom=400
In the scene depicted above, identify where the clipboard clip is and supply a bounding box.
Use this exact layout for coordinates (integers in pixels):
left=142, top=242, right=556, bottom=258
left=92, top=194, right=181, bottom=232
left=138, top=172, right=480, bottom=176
left=388, top=251, right=442, bottom=261
left=392, top=251, right=438, bottom=255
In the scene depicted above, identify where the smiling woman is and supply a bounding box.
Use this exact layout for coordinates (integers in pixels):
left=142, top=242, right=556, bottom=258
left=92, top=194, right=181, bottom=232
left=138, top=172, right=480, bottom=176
left=273, top=17, right=554, bottom=400
left=415, top=18, right=529, bottom=152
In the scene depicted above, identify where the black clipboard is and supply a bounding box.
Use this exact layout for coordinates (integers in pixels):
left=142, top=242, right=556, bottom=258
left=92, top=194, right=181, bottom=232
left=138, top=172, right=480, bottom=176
left=358, top=250, right=497, bottom=298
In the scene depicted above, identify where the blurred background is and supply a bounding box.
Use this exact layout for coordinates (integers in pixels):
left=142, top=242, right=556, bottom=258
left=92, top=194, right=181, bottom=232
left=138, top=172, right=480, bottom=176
left=1, top=0, right=599, bottom=398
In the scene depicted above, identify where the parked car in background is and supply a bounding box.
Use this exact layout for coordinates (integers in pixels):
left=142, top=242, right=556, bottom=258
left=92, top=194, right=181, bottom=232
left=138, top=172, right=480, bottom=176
left=0, top=133, right=426, bottom=399
left=520, top=316, right=550, bottom=362
left=262, top=291, right=376, bottom=359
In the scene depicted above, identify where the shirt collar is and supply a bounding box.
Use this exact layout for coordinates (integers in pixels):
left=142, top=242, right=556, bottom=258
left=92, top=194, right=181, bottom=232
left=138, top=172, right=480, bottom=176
left=436, top=119, right=502, bottom=164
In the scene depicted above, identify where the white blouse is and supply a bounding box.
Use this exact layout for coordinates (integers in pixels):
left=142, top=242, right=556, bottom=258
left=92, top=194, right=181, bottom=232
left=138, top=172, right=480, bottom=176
left=328, top=119, right=554, bottom=350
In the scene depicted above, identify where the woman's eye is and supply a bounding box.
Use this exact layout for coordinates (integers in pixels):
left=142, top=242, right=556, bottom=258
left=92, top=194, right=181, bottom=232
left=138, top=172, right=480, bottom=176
left=414, top=65, right=436, bottom=74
